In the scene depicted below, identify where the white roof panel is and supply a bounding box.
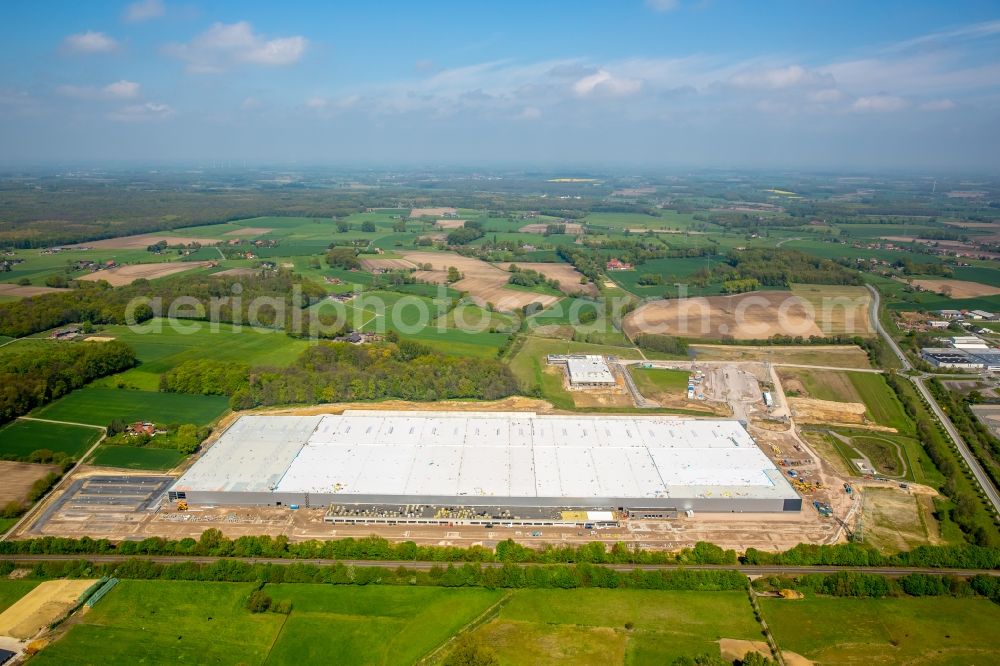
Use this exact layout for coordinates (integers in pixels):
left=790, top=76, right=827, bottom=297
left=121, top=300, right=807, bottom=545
left=175, top=411, right=798, bottom=503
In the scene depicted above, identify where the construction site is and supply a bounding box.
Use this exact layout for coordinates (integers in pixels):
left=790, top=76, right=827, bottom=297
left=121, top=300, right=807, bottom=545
left=4, top=348, right=926, bottom=553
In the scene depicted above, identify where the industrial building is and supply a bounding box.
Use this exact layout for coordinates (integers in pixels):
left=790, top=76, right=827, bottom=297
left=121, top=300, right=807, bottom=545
left=546, top=354, right=617, bottom=387
left=168, top=411, right=801, bottom=522
left=921, top=347, right=1000, bottom=371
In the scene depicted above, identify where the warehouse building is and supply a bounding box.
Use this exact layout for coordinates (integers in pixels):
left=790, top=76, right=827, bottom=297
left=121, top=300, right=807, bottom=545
left=167, top=411, right=801, bottom=522
left=546, top=354, right=617, bottom=387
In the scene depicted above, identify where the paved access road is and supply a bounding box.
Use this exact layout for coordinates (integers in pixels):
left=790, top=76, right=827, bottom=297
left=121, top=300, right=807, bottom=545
left=2, top=554, right=998, bottom=577
left=866, top=284, right=1000, bottom=514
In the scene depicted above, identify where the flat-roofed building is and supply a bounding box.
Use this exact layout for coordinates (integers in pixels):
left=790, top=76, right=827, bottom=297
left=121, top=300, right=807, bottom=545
left=168, top=411, right=801, bottom=519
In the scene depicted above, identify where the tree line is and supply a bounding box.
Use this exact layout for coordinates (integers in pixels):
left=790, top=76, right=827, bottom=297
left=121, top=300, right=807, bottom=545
left=884, top=373, right=1000, bottom=546
left=5, top=530, right=999, bottom=570
left=158, top=339, right=520, bottom=408
left=0, top=270, right=328, bottom=338
left=0, top=340, right=136, bottom=425
left=753, top=569, right=1000, bottom=604
left=0, top=557, right=747, bottom=594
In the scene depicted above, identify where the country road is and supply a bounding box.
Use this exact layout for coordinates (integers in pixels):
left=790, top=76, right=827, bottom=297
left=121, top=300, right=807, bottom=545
left=0, top=553, right=997, bottom=577
left=866, top=284, right=1000, bottom=515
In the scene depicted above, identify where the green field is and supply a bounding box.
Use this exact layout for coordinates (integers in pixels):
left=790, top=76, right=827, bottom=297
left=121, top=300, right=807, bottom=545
left=315, top=291, right=512, bottom=358
left=0, top=579, right=40, bottom=612
left=33, top=388, right=228, bottom=427
left=471, top=589, right=762, bottom=665
left=848, top=372, right=912, bottom=433
left=34, top=580, right=502, bottom=666
left=609, top=256, right=721, bottom=297
left=780, top=368, right=911, bottom=432
left=89, top=319, right=312, bottom=391
left=630, top=367, right=690, bottom=398
left=761, top=596, right=1000, bottom=665
left=32, top=581, right=287, bottom=665
left=0, top=419, right=101, bottom=458
left=88, top=445, right=186, bottom=471
left=264, top=584, right=502, bottom=665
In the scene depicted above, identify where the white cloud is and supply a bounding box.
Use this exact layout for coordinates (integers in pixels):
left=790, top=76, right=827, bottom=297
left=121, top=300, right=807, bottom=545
left=241, top=96, right=262, bottom=110
left=921, top=98, right=956, bottom=111
left=124, top=0, right=165, bottom=23
left=517, top=106, right=541, bottom=120
left=56, top=80, right=141, bottom=100
left=63, top=31, right=118, bottom=54
left=852, top=94, right=907, bottom=113
left=729, top=65, right=829, bottom=89
left=572, top=69, right=643, bottom=97
left=103, top=80, right=141, bottom=98
left=165, top=22, right=308, bottom=73
left=108, top=101, right=175, bottom=122
left=305, top=94, right=360, bottom=111
left=809, top=88, right=843, bottom=103
left=646, top=0, right=680, bottom=12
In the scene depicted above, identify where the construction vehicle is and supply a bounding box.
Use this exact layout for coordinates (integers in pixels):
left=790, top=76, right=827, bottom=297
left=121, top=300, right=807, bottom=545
left=843, top=483, right=853, bottom=495
left=177, top=500, right=188, bottom=511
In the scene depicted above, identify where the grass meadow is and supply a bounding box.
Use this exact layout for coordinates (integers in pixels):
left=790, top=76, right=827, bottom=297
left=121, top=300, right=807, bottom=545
left=761, top=596, right=1000, bottom=665
left=0, top=419, right=101, bottom=458
left=33, top=580, right=502, bottom=666
left=471, top=589, right=762, bottom=666
left=88, top=445, right=186, bottom=471
left=33, top=387, right=229, bottom=427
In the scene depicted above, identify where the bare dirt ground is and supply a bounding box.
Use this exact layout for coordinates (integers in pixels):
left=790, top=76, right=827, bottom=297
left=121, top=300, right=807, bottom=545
left=691, top=344, right=872, bottom=369
left=518, top=222, right=584, bottom=234
left=402, top=251, right=561, bottom=310
left=0, top=462, right=59, bottom=504
left=432, top=219, right=467, bottom=229
left=223, top=227, right=272, bottom=236
left=410, top=207, right=457, bottom=218
left=0, top=579, right=95, bottom=640
left=720, top=639, right=812, bottom=666
left=359, top=258, right=418, bottom=271
left=77, top=261, right=214, bottom=286
left=510, top=262, right=598, bottom=297
left=72, top=234, right=221, bottom=249
left=0, top=284, right=68, bottom=298
left=789, top=284, right=872, bottom=336
left=864, top=487, right=943, bottom=552
left=210, top=267, right=257, bottom=278
left=943, top=220, right=996, bottom=228
left=787, top=398, right=868, bottom=427
left=911, top=278, right=1000, bottom=298
left=624, top=292, right=824, bottom=340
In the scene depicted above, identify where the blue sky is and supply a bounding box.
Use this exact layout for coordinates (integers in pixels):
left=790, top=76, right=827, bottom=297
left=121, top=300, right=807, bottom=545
left=1, top=0, right=999, bottom=169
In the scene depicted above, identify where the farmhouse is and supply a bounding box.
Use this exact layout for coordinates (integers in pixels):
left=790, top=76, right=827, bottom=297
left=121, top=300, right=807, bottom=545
left=606, top=258, right=633, bottom=271
left=168, top=412, right=802, bottom=520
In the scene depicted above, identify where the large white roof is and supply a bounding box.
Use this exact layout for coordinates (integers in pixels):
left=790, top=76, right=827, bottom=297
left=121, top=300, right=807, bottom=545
left=566, top=355, right=616, bottom=385
left=174, top=411, right=798, bottom=502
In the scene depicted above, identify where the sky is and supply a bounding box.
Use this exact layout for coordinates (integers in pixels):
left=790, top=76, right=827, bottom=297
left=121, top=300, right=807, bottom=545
left=1, top=0, right=999, bottom=170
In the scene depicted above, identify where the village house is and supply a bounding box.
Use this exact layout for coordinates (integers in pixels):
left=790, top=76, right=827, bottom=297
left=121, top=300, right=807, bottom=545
left=606, top=258, right=633, bottom=271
